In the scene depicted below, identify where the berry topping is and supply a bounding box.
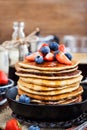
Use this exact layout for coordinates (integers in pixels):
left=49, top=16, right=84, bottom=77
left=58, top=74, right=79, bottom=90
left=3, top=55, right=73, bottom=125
left=19, top=94, right=30, bottom=104
left=35, top=55, right=44, bottom=64
left=59, top=44, right=66, bottom=52
left=44, top=52, right=54, bottom=61
left=65, top=52, right=72, bottom=60
left=38, top=43, right=48, bottom=51
left=40, top=46, right=50, bottom=55
left=28, top=125, right=40, bottom=130
left=54, top=50, right=60, bottom=59
left=25, top=52, right=42, bottom=61
left=49, top=42, right=59, bottom=51
left=24, top=40, right=72, bottom=65
left=56, top=51, right=72, bottom=65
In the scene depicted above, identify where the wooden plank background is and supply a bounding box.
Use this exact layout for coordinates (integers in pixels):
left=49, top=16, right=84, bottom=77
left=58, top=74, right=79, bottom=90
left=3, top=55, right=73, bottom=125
left=0, top=0, right=87, bottom=43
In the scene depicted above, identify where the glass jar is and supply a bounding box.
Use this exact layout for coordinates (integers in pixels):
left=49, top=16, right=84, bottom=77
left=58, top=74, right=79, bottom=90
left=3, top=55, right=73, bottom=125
left=63, top=35, right=77, bottom=52
left=0, top=46, right=9, bottom=75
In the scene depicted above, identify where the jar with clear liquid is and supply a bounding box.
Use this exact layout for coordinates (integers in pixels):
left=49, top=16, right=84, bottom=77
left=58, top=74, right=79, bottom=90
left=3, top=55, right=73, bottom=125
left=11, top=21, right=28, bottom=62
left=0, top=46, right=9, bottom=75
left=9, top=22, right=27, bottom=85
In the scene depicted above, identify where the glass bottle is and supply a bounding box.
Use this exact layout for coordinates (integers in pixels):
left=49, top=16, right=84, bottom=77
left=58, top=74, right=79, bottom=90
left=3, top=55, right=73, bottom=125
left=12, top=21, right=25, bottom=40
left=9, top=22, right=28, bottom=85
left=0, top=46, right=9, bottom=75
left=12, top=22, right=19, bottom=40
left=19, top=22, right=25, bottom=39
left=18, top=22, right=28, bottom=61
left=10, top=22, right=19, bottom=67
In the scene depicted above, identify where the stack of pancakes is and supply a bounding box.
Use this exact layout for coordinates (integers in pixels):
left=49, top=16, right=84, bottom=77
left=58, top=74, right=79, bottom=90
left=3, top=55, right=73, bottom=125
left=15, top=60, right=83, bottom=104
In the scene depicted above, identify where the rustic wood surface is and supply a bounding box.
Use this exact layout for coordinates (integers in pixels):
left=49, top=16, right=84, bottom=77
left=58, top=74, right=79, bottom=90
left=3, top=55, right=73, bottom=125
left=0, top=106, right=64, bottom=130
left=0, top=0, right=87, bottom=43
left=1, top=106, right=87, bottom=130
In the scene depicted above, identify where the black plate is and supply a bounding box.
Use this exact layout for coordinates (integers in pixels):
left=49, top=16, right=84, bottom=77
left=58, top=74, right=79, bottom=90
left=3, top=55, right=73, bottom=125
left=6, top=84, right=87, bottom=122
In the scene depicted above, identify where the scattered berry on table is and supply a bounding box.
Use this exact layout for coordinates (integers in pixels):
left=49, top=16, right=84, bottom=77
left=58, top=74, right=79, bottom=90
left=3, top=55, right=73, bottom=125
left=28, top=125, right=40, bottom=130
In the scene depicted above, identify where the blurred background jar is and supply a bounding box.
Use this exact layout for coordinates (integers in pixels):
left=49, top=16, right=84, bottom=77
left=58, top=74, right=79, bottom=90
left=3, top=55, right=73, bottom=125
left=8, top=21, right=28, bottom=85
left=63, top=35, right=78, bottom=53
left=12, top=22, right=19, bottom=40
left=18, top=22, right=28, bottom=61
left=12, top=21, right=25, bottom=40
left=12, top=21, right=28, bottom=61
left=80, top=36, right=87, bottom=53
left=0, top=46, right=9, bottom=76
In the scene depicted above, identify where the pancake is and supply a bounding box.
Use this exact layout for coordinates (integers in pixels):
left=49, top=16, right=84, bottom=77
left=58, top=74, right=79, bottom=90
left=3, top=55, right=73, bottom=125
left=18, top=79, right=80, bottom=91
left=18, top=86, right=83, bottom=101
left=15, top=50, right=83, bottom=105
left=31, top=95, right=82, bottom=105
left=18, top=60, right=79, bottom=71
left=15, top=62, right=78, bottom=74
left=18, top=82, right=80, bottom=96
left=16, top=70, right=81, bottom=80
left=20, top=75, right=83, bottom=87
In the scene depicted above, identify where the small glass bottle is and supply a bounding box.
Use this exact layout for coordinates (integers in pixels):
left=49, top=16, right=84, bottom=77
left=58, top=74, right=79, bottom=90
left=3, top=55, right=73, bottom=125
left=10, top=22, right=19, bottom=66
left=9, top=22, right=27, bottom=85
left=12, top=22, right=19, bottom=40
left=18, top=22, right=28, bottom=61
left=19, top=22, right=25, bottom=39
left=12, top=21, right=25, bottom=40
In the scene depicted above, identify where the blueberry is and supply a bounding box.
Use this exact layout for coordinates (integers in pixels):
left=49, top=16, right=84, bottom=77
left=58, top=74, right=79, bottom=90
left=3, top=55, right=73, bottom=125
left=19, top=94, right=26, bottom=103
left=28, top=125, right=40, bottom=130
left=25, top=97, right=30, bottom=104
left=54, top=50, right=60, bottom=59
left=40, top=46, right=50, bottom=55
left=49, top=42, right=59, bottom=51
left=19, top=94, right=31, bottom=104
left=35, top=55, right=44, bottom=64
left=65, top=52, right=72, bottom=60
